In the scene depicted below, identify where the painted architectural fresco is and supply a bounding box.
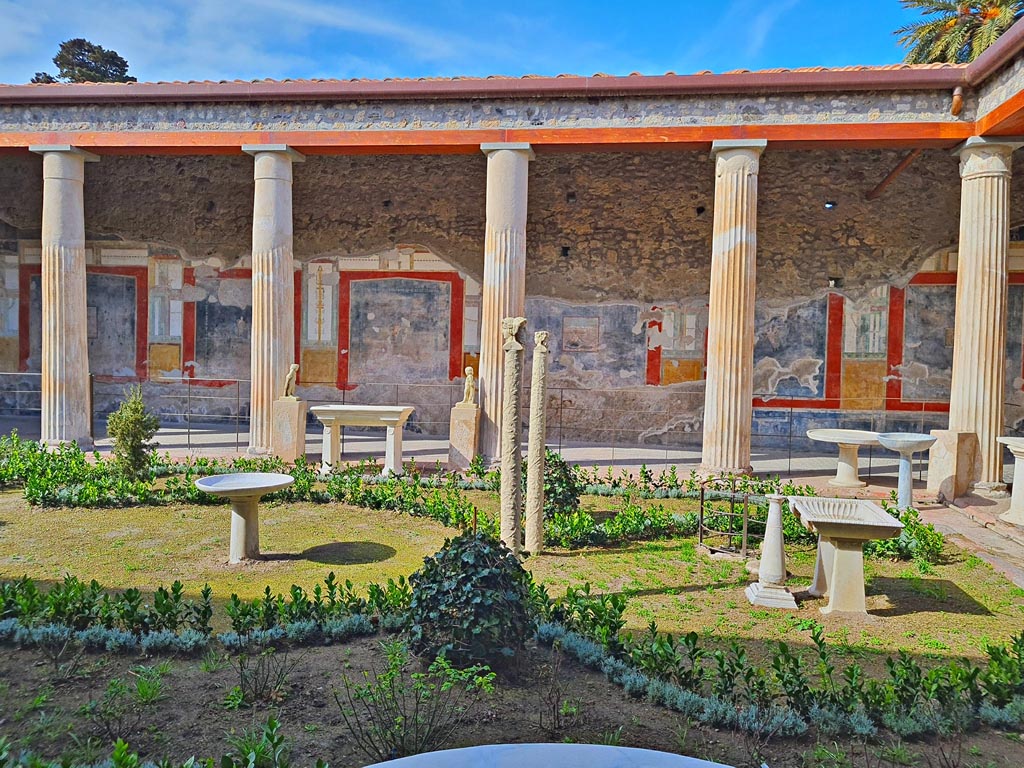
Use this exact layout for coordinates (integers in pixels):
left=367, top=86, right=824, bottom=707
left=1006, top=284, right=1024, bottom=432
left=752, top=299, right=828, bottom=399
left=347, top=277, right=452, bottom=384
left=7, top=238, right=1024, bottom=442
left=25, top=270, right=142, bottom=378
left=899, top=284, right=955, bottom=402
left=525, top=298, right=647, bottom=389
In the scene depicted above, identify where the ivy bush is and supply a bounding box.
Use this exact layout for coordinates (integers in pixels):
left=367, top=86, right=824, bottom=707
left=406, top=531, right=534, bottom=665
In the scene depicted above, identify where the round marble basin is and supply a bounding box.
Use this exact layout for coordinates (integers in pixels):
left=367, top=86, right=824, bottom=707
left=806, top=428, right=880, bottom=446
left=194, top=472, right=294, bottom=499
left=877, top=432, right=936, bottom=454
left=366, top=743, right=731, bottom=768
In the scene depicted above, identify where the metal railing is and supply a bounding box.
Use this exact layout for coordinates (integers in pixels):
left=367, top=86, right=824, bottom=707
left=1, top=372, right=1017, bottom=481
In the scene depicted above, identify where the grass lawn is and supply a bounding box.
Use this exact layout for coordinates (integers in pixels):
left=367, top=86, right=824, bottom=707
left=1, top=488, right=1022, bottom=660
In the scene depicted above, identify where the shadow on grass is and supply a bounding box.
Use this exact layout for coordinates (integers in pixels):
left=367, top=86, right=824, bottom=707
left=265, top=541, right=397, bottom=565
left=868, top=576, right=992, bottom=617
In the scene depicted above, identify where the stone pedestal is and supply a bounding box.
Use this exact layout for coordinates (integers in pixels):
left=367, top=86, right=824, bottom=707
left=927, top=430, right=979, bottom=502
left=272, top=398, right=307, bottom=462
left=700, top=139, right=766, bottom=477
left=448, top=403, right=481, bottom=471
left=745, top=493, right=797, bottom=608
left=383, top=421, right=404, bottom=477
left=499, top=317, right=527, bottom=554
left=997, top=437, right=1024, bottom=525
left=478, top=143, right=533, bottom=461
left=947, top=138, right=1021, bottom=495
left=243, top=145, right=304, bottom=455
left=30, top=145, right=98, bottom=448
left=525, top=331, right=550, bottom=554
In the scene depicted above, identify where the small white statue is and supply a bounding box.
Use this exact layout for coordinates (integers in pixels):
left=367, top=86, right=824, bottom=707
left=283, top=363, right=300, bottom=399
left=461, top=366, right=477, bottom=405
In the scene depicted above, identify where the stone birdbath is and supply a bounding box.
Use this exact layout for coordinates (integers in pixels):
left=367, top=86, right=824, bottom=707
left=788, top=496, right=903, bottom=615
left=997, top=436, right=1024, bottom=525
left=876, top=432, right=936, bottom=511
left=806, top=428, right=881, bottom=487
left=194, top=472, right=294, bottom=564
left=364, top=743, right=733, bottom=768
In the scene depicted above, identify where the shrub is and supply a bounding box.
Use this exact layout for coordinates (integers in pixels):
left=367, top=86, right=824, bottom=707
left=106, top=384, right=161, bottom=480
left=527, top=449, right=584, bottom=519
left=406, top=531, right=534, bottom=665
left=335, top=640, right=495, bottom=762
left=864, top=505, right=944, bottom=564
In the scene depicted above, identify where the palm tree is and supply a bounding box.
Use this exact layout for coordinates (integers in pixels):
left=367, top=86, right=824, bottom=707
left=896, top=0, right=1024, bottom=63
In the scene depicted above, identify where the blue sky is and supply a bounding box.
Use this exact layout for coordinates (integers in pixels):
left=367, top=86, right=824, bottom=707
left=0, top=1, right=929, bottom=85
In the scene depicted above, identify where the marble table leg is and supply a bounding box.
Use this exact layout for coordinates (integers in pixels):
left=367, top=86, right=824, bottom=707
left=821, top=538, right=867, bottom=615
left=320, top=424, right=340, bottom=473
left=830, top=443, right=866, bottom=487
left=384, top=423, right=403, bottom=476
left=1002, top=454, right=1024, bottom=525
left=809, top=536, right=835, bottom=597
left=229, top=497, right=262, bottom=563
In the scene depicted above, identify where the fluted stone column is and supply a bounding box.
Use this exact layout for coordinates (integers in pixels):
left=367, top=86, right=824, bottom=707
left=946, top=137, right=1021, bottom=495
left=478, top=143, right=533, bottom=461
left=30, top=145, right=98, bottom=448
left=499, top=317, right=527, bottom=554
left=243, top=145, right=304, bottom=455
left=700, top=139, right=766, bottom=476
left=525, top=330, right=550, bottom=554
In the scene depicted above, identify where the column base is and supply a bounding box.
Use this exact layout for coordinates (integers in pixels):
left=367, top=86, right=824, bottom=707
left=973, top=481, right=1010, bottom=499
left=696, top=464, right=753, bottom=479
left=745, top=582, right=797, bottom=609
left=42, top=437, right=94, bottom=452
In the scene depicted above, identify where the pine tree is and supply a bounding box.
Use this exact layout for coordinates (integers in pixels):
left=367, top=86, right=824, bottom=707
left=31, top=39, right=136, bottom=84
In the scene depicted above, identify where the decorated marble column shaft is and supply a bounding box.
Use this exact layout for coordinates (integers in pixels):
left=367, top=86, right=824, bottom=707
left=948, top=137, right=1020, bottom=493
left=478, top=143, right=533, bottom=461
left=30, top=145, right=98, bottom=448
left=243, top=145, right=304, bottom=455
left=525, top=330, right=550, bottom=554
left=499, top=317, right=527, bottom=554
left=700, top=140, right=766, bottom=477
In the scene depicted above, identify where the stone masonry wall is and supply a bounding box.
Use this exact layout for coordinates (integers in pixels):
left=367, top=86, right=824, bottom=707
left=0, top=89, right=971, bottom=135
left=1, top=146, right=1022, bottom=446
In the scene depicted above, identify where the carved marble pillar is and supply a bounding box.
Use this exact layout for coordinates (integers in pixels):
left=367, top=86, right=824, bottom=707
left=525, top=331, right=550, bottom=554
left=946, top=138, right=1021, bottom=495
left=499, top=317, right=527, bottom=554
left=700, top=139, right=766, bottom=477
left=30, top=145, right=98, bottom=448
left=478, top=143, right=533, bottom=461
left=243, top=145, right=304, bottom=455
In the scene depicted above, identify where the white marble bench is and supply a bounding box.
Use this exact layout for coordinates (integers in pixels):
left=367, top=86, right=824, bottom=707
left=310, top=404, right=415, bottom=476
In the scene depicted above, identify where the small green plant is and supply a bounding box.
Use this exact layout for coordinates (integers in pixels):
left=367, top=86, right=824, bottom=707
left=406, top=531, right=534, bottom=665
left=230, top=646, right=298, bottom=705
left=335, top=640, right=495, bottom=762
left=106, top=384, right=161, bottom=480
left=222, top=686, right=245, bottom=710
left=223, top=717, right=294, bottom=768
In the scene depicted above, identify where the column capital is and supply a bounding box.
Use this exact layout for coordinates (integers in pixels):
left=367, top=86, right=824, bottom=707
left=710, top=138, right=767, bottom=159
left=480, top=142, right=535, bottom=160
left=955, top=136, right=1022, bottom=180
left=241, top=144, right=306, bottom=163
left=29, top=145, right=99, bottom=162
